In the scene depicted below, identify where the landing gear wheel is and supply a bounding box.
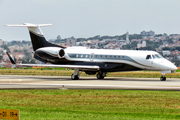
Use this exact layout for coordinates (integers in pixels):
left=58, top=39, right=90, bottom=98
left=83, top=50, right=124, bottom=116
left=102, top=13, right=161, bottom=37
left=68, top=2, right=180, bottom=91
left=71, top=74, right=79, bottom=80
left=160, top=77, right=166, bottom=81
left=96, top=73, right=104, bottom=79
left=75, top=75, right=79, bottom=80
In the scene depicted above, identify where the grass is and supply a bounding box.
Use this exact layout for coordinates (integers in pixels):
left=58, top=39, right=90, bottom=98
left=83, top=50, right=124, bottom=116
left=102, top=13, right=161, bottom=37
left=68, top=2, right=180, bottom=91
left=0, top=89, right=180, bottom=120
left=0, top=69, right=179, bottom=78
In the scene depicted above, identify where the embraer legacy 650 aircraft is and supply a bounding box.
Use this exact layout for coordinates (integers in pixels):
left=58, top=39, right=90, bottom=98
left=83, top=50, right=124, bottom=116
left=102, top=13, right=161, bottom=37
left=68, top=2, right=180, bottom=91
left=5, top=23, right=177, bottom=81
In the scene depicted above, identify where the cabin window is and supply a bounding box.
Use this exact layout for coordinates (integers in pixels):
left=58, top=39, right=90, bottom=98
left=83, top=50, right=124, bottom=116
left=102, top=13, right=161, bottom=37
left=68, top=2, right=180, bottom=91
left=118, top=56, right=120, bottom=59
left=114, top=56, right=116, bottom=59
left=146, top=55, right=152, bottom=59
left=122, top=56, right=124, bottom=59
left=95, top=55, right=97, bottom=58
left=81, top=55, right=83, bottom=58
left=110, top=56, right=112, bottom=59
left=86, top=55, right=88, bottom=58
left=105, top=55, right=107, bottom=59
left=100, top=55, right=102, bottom=59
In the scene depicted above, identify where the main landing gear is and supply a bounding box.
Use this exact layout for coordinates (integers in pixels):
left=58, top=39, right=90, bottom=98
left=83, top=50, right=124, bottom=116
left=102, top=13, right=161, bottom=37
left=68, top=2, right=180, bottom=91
left=96, top=71, right=106, bottom=79
left=160, top=73, right=166, bottom=81
left=71, top=68, right=80, bottom=80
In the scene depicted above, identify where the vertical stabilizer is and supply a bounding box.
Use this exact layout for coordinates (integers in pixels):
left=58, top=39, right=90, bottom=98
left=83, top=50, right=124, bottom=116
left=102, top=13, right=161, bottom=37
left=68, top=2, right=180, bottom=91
left=5, top=23, right=66, bottom=51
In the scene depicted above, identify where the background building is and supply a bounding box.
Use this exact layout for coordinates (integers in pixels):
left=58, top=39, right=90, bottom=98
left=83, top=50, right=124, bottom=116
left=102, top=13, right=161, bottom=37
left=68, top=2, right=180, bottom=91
left=126, top=31, right=130, bottom=44
left=141, top=30, right=155, bottom=36
left=66, top=36, right=76, bottom=46
left=137, top=40, right=146, bottom=48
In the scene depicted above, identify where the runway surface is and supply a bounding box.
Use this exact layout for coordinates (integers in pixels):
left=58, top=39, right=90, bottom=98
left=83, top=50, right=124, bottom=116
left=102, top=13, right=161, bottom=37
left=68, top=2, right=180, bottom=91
left=0, top=75, right=180, bottom=90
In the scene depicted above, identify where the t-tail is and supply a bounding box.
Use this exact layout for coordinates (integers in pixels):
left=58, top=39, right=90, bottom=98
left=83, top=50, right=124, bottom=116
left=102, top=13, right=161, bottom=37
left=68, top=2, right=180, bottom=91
left=5, top=23, right=66, bottom=51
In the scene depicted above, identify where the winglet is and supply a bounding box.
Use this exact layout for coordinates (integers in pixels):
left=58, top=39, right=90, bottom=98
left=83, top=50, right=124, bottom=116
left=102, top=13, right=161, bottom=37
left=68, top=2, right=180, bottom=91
left=6, top=52, right=16, bottom=64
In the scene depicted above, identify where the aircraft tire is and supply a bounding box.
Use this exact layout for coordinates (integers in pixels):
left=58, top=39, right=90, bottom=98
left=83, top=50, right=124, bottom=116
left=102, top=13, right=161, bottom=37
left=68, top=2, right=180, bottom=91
left=97, top=73, right=104, bottom=79
left=75, top=75, right=79, bottom=80
left=71, top=74, right=79, bottom=80
left=160, top=77, right=166, bottom=81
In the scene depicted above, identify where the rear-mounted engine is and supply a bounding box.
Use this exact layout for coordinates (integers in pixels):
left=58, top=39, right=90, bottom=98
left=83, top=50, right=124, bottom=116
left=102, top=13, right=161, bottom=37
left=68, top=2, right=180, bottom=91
left=58, top=49, right=65, bottom=58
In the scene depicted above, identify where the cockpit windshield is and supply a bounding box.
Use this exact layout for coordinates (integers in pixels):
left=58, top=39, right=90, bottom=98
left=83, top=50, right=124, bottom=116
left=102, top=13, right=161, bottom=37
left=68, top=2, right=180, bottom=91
left=146, top=54, right=163, bottom=60
left=152, top=54, right=163, bottom=59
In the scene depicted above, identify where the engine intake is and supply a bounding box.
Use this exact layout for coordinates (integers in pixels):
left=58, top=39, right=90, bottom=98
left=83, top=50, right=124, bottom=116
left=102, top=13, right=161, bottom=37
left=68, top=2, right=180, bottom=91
left=58, top=49, right=65, bottom=58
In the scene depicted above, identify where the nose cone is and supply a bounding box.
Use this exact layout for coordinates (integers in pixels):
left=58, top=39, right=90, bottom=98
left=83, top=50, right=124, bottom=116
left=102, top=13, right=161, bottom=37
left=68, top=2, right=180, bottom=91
left=171, top=64, right=178, bottom=70
left=153, top=59, right=178, bottom=71
left=165, top=60, right=177, bottom=70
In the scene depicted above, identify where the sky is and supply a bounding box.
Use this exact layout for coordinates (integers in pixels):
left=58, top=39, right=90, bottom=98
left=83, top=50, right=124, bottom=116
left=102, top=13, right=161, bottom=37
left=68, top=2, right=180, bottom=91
left=1, top=0, right=180, bottom=41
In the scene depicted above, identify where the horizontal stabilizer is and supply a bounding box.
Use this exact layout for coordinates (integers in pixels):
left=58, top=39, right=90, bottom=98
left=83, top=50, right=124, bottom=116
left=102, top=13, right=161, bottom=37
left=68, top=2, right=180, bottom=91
left=5, top=23, right=52, bottom=28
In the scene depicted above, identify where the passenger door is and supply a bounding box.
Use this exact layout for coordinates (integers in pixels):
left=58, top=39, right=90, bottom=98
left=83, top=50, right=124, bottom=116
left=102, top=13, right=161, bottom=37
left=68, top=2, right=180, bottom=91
left=90, top=53, right=94, bottom=61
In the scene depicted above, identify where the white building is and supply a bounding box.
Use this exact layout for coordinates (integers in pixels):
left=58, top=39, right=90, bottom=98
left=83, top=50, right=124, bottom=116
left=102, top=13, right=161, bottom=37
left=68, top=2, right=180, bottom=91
left=162, top=51, right=171, bottom=56
left=126, top=31, right=130, bottom=44
left=137, top=41, right=146, bottom=48
left=0, top=40, right=7, bottom=46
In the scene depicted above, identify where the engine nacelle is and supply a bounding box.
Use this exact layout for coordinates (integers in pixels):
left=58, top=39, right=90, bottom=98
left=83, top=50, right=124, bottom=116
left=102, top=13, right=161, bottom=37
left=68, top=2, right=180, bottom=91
left=35, top=47, right=66, bottom=59
left=58, top=49, right=65, bottom=59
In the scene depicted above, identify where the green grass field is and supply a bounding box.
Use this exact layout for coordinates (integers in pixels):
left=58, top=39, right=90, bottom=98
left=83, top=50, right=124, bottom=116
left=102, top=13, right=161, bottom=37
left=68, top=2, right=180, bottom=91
left=0, top=69, right=179, bottom=119
left=0, top=89, right=180, bottom=120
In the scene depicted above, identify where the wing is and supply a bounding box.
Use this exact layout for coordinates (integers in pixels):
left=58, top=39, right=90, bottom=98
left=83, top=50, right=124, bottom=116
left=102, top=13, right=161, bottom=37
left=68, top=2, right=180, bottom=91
left=6, top=52, right=99, bottom=70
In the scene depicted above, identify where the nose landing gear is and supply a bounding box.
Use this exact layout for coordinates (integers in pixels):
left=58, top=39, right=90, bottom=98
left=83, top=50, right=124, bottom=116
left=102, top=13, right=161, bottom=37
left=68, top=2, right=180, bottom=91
left=160, top=76, right=166, bottom=81
left=160, top=73, right=166, bottom=81
left=71, top=68, right=80, bottom=80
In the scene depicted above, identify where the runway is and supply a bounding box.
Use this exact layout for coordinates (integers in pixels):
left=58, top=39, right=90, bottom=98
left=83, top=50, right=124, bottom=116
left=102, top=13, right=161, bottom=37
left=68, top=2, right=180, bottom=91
left=0, top=75, right=180, bottom=90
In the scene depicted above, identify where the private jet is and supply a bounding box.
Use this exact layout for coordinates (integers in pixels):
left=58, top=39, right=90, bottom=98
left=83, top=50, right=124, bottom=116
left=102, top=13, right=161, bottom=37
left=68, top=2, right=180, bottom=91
left=5, top=23, right=177, bottom=81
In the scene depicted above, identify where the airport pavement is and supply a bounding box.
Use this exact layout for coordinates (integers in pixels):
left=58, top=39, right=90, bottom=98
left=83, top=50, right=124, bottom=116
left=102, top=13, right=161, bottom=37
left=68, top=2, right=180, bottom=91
left=0, top=75, right=180, bottom=90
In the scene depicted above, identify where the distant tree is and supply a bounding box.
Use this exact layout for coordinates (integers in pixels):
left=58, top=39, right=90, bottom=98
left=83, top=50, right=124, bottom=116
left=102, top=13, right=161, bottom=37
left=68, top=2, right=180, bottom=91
left=76, top=38, right=86, bottom=42
left=129, top=34, right=142, bottom=40
left=13, top=50, right=18, bottom=52
left=122, top=41, right=138, bottom=50
left=138, top=46, right=154, bottom=51
left=1, top=45, right=10, bottom=53
left=162, top=47, right=175, bottom=51
left=22, top=50, right=32, bottom=63
left=166, top=38, right=173, bottom=44
left=162, top=47, right=171, bottom=51
left=175, top=47, right=180, bottom=51
left=154, top=34, right=163, bottom=37
left=57, top=35, right=61, bottom=40
left=0, top=56, right=3, bottom=60
left=172, top=58, right=180, bottom=67
left=30, top=59, right=35, bottom=63
left=118, top=34, right=126, bottom=40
